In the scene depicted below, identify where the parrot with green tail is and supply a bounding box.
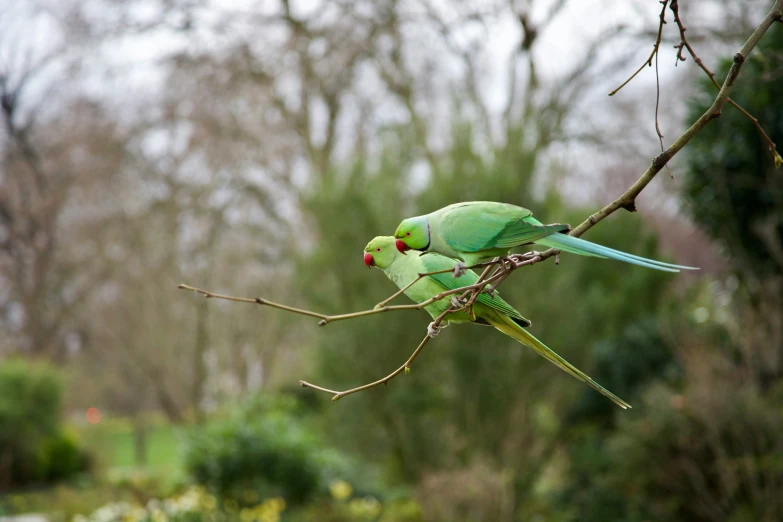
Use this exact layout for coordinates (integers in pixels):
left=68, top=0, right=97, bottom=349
left=363, top=236, right=632, bottom=409
left=393, top=201, right=698, bottom=276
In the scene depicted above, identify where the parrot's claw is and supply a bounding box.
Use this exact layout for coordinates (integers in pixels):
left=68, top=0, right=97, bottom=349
left=450, top=296, right=464, bottom=309
left=427, top=322, right=441, bottom=337
left=482, top=286, right=496, bottom=297
left=509, top=251, right=541, bottom=266
left=452, top=262, right=467, bottom=278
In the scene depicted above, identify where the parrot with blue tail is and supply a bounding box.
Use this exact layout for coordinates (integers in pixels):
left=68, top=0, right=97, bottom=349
left=393, top=201, right=698, bottom=276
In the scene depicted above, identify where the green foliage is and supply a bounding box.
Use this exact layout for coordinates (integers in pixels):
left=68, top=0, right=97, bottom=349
left=0, top=358, right=61, bottom=449
left=685, top=27, right=783, bottom=279
left=567, top=317, right=680, bottom=427
left=556, top=35, right=783, bottom=521
left=564, top=379, right=783, bottom=522
left=183, top=395, right=321, bottom=506
left=39, top=428, right=91, bottom=482
left=0, top=358, right=90, bottom=489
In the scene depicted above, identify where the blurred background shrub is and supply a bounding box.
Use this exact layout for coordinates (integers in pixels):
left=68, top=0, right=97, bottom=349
left=0, top=359, right=90, bottom=490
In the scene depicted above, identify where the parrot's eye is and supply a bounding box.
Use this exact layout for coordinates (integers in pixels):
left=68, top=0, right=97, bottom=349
left=376, top=248, right=381, bottom=252
left=406, top=232, right=411, bottom=236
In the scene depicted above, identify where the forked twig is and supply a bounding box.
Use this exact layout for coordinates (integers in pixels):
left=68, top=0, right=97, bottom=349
left=608, top=0, right=669, bottom=97
left=299, top=329, right=434, bottom=400
left=178, top=266, right=513, bottom=327
left=575, top=0, right=783, bottom=237
left=670, top=0, right=781, bottom=167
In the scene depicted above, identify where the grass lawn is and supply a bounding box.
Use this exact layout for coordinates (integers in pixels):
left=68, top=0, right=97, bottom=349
left=75, top=417, right=185, bottom=474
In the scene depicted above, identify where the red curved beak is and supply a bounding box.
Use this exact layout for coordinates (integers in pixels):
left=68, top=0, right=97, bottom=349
left=363, top=252, right=375, bottom=268
left=395, top=239, right=411, bottom=254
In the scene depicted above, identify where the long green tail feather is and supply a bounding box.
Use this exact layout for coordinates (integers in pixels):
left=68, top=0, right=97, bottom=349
left=490, top=314, right=631, bottom=409
left=538, top=234, right=699, bottom=273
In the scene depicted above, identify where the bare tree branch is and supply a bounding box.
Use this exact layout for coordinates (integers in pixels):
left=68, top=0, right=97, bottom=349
left=299, top=331, right=433, bottom=401
left=670, top=0, right=782, bottom=167
left=572, top=0, right=783, bottom=237
left=608, top=0, right=670, bottom=97
left=177, top=256, right=537, bottom=326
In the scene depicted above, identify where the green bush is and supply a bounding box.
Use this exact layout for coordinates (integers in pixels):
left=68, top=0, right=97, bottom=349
left=685, top=25, right=783, bottom=280
left=38, top=428, right=91, bottom=482
left=0, top=358, right=90, bottom=489
left=566, top=317, right=679, bottom=427
left=183, top=395, right=321, bottom=506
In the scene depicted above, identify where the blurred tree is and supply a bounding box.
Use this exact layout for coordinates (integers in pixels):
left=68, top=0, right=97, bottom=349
left=685, top=23, right=783, bottom=384
left=0, top=65, right=125, bottom=360
left=685, top=27, right=783, bottom=285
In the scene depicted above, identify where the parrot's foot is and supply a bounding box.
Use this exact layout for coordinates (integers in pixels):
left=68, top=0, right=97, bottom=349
left=508, top=251, right=541, bottom=266
left=452, top=262, right=467, bottom=278
left=427, top=322, right=442, bottom=337
left=450, top=296, right=466, bottom=309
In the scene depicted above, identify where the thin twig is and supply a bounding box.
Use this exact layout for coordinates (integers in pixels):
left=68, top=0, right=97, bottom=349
left=461, top=261, right=498, bottom=317
left=373, top=273, right=431, bottom=309
left=179, top=282, right=454, bottom=325
left=576, top=0, right=783, bottom=237
left=299, top=332, right=433, bottom=400
left=653, top=31, right=674, bottom=180
left=608, top=0, right=669, bottom=96
left=670, top=0, right=781, bottom=167
left=373, top=260, right=499, bottom=309
left=178, top=266, right=514, bottom=327
left=179, top=252, right=549, bottom=404
left=301, top=296, right=472, bottom=401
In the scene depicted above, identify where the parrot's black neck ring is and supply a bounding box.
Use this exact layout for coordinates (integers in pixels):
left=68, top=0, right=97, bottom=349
left=424, top=221, right=431, bottom=251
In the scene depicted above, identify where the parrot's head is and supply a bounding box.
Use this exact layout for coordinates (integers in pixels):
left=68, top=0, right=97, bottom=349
left=393, top=215, right=430, bottom=254
left=363, top=236, right=400, bottom=269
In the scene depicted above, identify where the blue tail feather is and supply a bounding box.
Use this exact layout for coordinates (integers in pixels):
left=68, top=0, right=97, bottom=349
left=538, top=234, right=699, bottom=273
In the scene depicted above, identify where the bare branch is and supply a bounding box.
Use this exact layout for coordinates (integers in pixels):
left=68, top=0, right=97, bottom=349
left=299, top=332, right=433, bottom=401
left=178, top=266, right=512, bottom=326
left=608, top=0, right=670, bottom=97
left=574, top=0, right=783, bottom=237
left=670, top=0, right=781, bottom=167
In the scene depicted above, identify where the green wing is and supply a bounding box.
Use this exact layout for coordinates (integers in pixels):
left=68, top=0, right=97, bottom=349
left=419, top=252, right=531, bottom=327
left=436, top=202, right=568, bottom=252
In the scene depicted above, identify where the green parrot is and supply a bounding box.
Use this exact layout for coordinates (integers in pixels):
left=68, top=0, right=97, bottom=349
left=363, top=236, right=631, bottom=409
left=393, top=201, right=698, bottom=276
